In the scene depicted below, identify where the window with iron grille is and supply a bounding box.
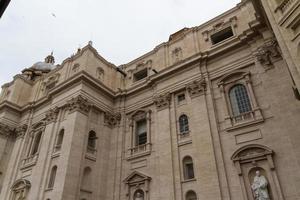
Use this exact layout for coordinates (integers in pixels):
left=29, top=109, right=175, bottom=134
left=179, top=114, right=189, bottom=134
left=229, top=84, right=252, bottom=116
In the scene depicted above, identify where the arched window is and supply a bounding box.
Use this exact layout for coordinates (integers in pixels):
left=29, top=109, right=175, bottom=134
left=81, top=167, right=92, bottom=190
left=183, top=156, right=195, bottom=180
left=179, top=114, right=189, bottom=134
left=229, top=84, right=252, bottom=117
left=186, top=190, right=197, bottom=200
left=134, top=189, right=145, bottom=200
left=87, top=131, right=97, bottom=150
left=31, top=132, right=42, bottom=155
left=48, top=166, right=57, bottom=189
left=56, top=129, right=64, bottom=149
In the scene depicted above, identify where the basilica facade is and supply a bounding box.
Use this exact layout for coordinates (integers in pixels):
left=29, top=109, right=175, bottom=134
left=0, top=0, right=300, bottom=199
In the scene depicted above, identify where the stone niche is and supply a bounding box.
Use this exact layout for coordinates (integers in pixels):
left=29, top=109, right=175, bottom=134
left=231, top=144, right=284, bottom=200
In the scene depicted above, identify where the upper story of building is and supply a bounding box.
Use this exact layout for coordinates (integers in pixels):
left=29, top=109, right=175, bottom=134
left=0, top=0, right=278, bottom=109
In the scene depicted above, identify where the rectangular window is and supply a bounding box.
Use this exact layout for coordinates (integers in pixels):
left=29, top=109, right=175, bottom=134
left=211, top=27, right=234, bottom=45
left=136, top=119, right=147, bottom=146
left=134, top=69, right=148, bottom=82
left=186, top=163, right=195, bottom=179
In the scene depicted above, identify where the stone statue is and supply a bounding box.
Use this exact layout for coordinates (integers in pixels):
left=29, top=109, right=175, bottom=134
left=251, top=170, right=270, bottom=200
left=135, top=192, right=144, bottom=200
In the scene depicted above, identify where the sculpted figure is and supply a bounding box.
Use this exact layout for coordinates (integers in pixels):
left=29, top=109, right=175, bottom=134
left=251, top=170, right=270, bottom=200
left=135, top=192, right=144, bottom=200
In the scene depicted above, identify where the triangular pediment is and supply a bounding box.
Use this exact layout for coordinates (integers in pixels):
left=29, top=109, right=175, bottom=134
left=124, top=171, right=151, bottom=184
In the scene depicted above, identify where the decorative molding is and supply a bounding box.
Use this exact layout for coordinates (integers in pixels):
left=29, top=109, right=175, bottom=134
left=128, top=60, right=152, bottom=80
left=45, top=107, right=60, bottom=124
left=202, top=16, right=237, bottom=42
left=104, top=112, right=121, bottom=128
left=0, top=122, right=15, bottom=138
left=254, top=39, right=281, bottom=70
left=124, top=171, right=152, bottom=200
left=42, top=73, right=60, bottom=92
left=31, top=120, right=46, bottom=135
left=154, top=93, right=171, bottom=111
left=66, top=95, right=91, bottom=115
left=186, top=78, right=207, bottom=98
left=15, top=124, right=28, bottom=139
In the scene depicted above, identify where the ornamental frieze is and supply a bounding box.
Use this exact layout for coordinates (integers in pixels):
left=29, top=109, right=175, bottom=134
left=104, top=112, right=121, bottom=128
left=254, top=39, right=281, bottom=69
left=66, top=95, right=91, bottom=115
left=45, top=107, right=60, bottom=124
left=154, top=93, right=171, bottom=111
left=186, top=78, right=207, bottom=98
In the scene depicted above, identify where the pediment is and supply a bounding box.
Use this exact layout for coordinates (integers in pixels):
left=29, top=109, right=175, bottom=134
left=124, top=171, right=151, bottom=184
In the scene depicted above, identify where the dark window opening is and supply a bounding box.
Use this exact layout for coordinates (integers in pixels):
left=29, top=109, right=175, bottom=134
left=211, top=27, right=234, bottom=45
left=177, top=94, right=186, bottom=103
left=134, top=69, right=148, bottom=82
left=136, top=119, right=147, bottom=146
left=87, top=131, right=97, bottom=149
left=31, top=132, right=42, bottom=155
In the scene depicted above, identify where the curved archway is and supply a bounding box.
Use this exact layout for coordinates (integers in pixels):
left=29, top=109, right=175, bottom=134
left=185, top=190, right=197, bottom=200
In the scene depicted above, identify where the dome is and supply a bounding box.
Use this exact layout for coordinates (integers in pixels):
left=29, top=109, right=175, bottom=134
left=30, top=52, right=56, bottom=71
left=31, top=62, right=55, bottom=71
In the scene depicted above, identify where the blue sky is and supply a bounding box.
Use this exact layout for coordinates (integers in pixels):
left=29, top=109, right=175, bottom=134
left=0, top=0, right=240, bottom=86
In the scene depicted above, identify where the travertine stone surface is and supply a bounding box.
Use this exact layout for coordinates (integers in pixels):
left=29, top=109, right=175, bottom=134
left=0, top=0, right=300, bottom=200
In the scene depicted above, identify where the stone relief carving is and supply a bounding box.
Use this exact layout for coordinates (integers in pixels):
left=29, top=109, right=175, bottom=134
left=42, top=73, right=60, bottom=92
left=11, top=179, right=31, bottom=200
left=254, top=39, right=281, bottom=69
left=72, top=63, right=80, bottom=73
left=251, top=170, right=270, bottom=200
left=154, top=93, right=171, bottom=111
left=186, top=78, right=207, bottom=98
left=172, top=47, right=183, bottom=64
left=96, top=67, right=104, bottom=79
left=104, top=112, right=121, bottom=128
left=45, top=107, right=60, bottom=124
left=66, top=95, right=91, bottom=115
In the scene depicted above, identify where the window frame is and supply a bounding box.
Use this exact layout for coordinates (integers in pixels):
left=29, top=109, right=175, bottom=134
left=182, top=156, right=195, bottom=180
left=47, top=165, right=57, bottom=189
left=218, top=71, right=264, bottom=131
left=133, top=68, right=148, bottom=82
left=178, top=114, right=190, bottom=136
left=127, top=109, right=152, bottom=159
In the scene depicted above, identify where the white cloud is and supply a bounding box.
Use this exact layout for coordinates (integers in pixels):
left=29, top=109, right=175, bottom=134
left=0, top=0, right=240, bottom=85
